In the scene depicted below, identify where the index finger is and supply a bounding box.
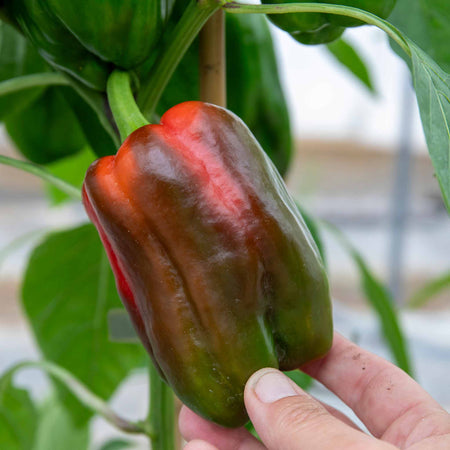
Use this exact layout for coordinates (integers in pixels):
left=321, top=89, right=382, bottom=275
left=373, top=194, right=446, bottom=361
left=300, top=333, right=447, bottom=444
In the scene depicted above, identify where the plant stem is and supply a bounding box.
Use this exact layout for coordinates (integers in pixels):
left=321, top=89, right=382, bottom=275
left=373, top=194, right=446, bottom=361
left=107, top=70, right=149, bottom=142
left=199, top=10, right=226, bottom=106
left=0, top=72, right=69, bottom=96
left=4, top=360, right=149, bottom=435
left=147, top=361, right=176, bottom=450
left=137, top=0, right=220, bottom=119
left=0, top=154, right=81, bottom=200
left=222, top=2, right=411, bottom=57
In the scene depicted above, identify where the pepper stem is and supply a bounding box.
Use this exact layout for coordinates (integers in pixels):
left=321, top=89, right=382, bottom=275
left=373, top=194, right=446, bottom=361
left=106, top=70, right=149, bottom=142
left=199, top=10, right=227, bottom=106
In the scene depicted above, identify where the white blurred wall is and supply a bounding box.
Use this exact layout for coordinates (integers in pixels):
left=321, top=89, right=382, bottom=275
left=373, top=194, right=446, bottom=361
left=272, top=25, right=427, bottom=152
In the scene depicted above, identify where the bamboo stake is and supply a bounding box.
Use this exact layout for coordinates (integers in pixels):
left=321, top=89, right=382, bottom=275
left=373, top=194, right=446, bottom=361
left=199, top=10, right=226, bottom=107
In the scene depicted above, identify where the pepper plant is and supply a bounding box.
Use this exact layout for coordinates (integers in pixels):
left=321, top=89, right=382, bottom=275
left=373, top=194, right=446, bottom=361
left=0, top=1, right=449, bottom=449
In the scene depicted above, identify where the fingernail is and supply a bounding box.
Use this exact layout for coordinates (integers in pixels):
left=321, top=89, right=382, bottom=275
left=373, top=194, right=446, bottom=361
left=252, top=369, right=298, bottom=403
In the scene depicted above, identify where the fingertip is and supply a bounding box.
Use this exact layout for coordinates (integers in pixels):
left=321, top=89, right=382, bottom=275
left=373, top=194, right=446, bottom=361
left=242, top=367, right=378, bottom=450
left=246, top=368, right=278, bottom=390
left=245, top=368, right=283, bottom=401
left=245, top=368, right=301, bottom=405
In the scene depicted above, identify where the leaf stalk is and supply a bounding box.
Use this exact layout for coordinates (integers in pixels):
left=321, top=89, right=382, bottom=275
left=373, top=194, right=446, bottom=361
left=4, top=361, right=150, bottom=435
left=222, top=2, right=411, bottom=57
left=0, top=154, right=81, bottom=200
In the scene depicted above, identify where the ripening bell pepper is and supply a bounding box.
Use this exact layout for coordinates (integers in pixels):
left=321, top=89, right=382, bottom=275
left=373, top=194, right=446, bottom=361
left=262, top=0, right=397, bottom=45
left=82, top=102, right=332, bottom=427
left=3, top=0, right=172, bottom=90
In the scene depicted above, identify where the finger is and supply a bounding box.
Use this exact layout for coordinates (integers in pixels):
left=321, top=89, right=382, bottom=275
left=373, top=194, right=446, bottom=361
left=179, top=406, right=264, bottom=450
left=184, top=440, right=219, bottom=450
left=301, top=333, right=450, bottom=446
left=245, top=368, right=394, bottom=450
left=318, top=400, right=361, bottom=430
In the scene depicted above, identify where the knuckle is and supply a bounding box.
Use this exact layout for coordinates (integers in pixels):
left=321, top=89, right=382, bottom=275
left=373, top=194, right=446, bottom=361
left=273, top=397, right=328, bottom=434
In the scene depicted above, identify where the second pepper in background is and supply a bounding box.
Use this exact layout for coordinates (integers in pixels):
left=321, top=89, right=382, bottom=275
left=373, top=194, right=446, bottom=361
left=3, top=0, right=174, bottom=90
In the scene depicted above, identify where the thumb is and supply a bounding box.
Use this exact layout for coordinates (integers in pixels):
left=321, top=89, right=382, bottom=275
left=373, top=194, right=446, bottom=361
left=244, top=368, right=393, bottom=450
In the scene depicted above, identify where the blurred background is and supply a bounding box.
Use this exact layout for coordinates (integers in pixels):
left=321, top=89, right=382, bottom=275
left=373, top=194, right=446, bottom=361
left=1, top=24, right=449, bottom=447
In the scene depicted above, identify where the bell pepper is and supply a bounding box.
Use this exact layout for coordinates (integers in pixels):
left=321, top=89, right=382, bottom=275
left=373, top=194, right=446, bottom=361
left=3, top=0, right=172, bottom=90
left=83, top=101, right=332, bottom=427
left=262, top=0, right=397, bottom=45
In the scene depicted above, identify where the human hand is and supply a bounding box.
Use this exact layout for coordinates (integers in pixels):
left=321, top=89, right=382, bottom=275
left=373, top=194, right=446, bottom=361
left=179, top=333, right=450, bottom=449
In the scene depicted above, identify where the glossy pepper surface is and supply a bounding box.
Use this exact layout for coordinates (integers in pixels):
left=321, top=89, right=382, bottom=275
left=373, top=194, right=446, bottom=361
left=82, top=102, right=332, bottom=427
left=226, top=14, right=293, bottom=177
left=262, top=0, right=397, bottom=45
left=152, top=13, right=293, bottom=177
left=3, top=0, right=172, bottom=90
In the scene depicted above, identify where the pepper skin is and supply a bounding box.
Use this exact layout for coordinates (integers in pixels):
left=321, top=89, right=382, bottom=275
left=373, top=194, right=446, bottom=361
left=152, top=13, right=293, bottom=177
left=226, top=14, right=293, bottom=177
left=83, top=102, right=332, bottom=427
left=3, top=0, right=171, bottom=90
left=262, top=0, right=397, bottom=45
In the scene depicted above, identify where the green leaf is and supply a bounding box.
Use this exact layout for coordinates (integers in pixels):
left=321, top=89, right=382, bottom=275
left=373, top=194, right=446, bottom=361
left=326, top=38, right=376, bottom=94
left=5, top=87, right=86, bottom=164
left=244, top=420, right=259, bottom=438
left=66, top=78, right=120, bottom=151
left=61, top=88, right=117, bottom=158
left=325, top=224, right=413, bottom=376
left=285, top=370, right=313, bottom=390
left=389, top=0, right=450, bottom=72
left=409, top=42, right=450, bottom=211
left=355, top=254, right=413, bottom=375
left=0, top=372, right=38, bottom=450
left=21, top=225, right=146, bottom=423
left=33, top=395, right=89, bottom=450
left=0, top=22, right=48, bottom=120
left=385, top=1, right=450, bottom=211
left=98, top=438, right=134, bottom=450
left=296, top=204, right=327, bottom=268
left=46, top=147, right=96, bottom=205
left=407, top=271, right=450, bottom=309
